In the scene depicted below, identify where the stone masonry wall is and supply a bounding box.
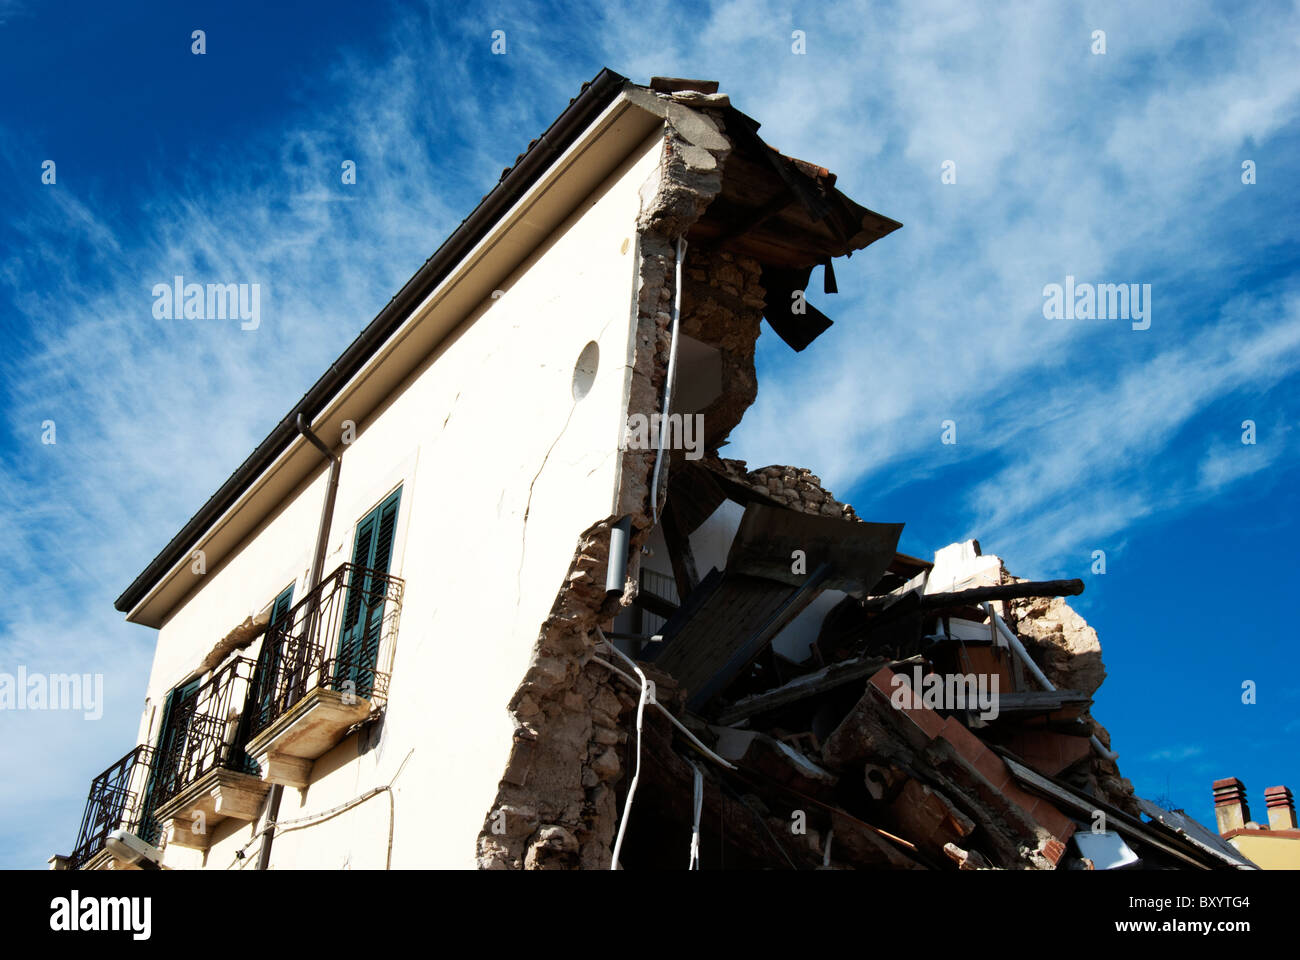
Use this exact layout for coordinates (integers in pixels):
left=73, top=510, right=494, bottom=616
left=476, top=95, right=735, bottom=869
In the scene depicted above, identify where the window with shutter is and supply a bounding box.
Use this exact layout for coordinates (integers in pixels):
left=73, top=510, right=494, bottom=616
left=138, top=677, right=200, bottom=844
left=244, top=583, right=295, bottom=747
left=335, top=487, right=401, bottom=699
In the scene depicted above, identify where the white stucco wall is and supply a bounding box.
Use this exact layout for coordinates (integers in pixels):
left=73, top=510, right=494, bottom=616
left=135, top=129, right=665, bottom=870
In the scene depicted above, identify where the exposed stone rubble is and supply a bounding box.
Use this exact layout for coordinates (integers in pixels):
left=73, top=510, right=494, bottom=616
left=1003, top=587, right=1138, bottom=816
left=677, top=250, right=764, bottom=451
left=477, top=521, right=634, bottom=870
left=709, top=456, right=862, bottom=520
left=195, top=611, right=269, bottom=675
left=621, top=91, right=733, bottom=522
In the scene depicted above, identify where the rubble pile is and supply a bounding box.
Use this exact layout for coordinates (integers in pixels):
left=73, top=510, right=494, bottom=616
left=593, top=460, right=1252, bottom=871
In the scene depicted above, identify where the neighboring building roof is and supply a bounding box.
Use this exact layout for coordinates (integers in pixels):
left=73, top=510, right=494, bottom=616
left=1135, top=797, right=1258, bottom=868
left=1221, top=827, right=1300, bottom=840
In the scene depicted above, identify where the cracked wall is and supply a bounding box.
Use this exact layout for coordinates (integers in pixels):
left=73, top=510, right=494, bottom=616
left=476, top=96, right=743, bottom=869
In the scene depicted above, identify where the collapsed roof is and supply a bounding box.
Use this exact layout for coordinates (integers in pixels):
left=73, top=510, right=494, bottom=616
left=590, top=460, right=1254, bottom=871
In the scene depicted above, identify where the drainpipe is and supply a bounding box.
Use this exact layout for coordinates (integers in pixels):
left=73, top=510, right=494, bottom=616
left=606, top=238, right=686, bottom=629
left=256, top=413, right=342, bottom=871
left=605, top=517, right=631, bottom=598
left=297, top=413, right=343, bottom=597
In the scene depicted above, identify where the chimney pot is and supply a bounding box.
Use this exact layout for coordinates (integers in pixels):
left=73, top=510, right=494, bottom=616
left=1212, top=777, right=1251, bottom=834
left=1264, top=785, right=1296, bottom=831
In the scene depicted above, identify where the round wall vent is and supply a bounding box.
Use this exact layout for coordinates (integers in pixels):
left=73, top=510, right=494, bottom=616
left=571, top=340, right=599, bottom=400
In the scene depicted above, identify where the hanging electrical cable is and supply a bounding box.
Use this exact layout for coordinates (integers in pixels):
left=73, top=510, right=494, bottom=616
left=650, top=235, right=687, bottom=526
left=606, top=639, right=649, bottom=871
left=231, top=748, right=413, bottom=870
left=689, top=759, right=704, bottom=869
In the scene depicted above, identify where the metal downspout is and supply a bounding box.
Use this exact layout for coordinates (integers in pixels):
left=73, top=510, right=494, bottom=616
left=256, top=414, right=342, bottom=870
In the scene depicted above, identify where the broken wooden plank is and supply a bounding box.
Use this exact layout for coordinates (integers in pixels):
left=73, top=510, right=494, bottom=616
left=725, top=500, right=902, bottom=592
left=660, top=498, right=700, bottom=604
left=715, top=653, right=915, bottom=725
left=991, top=690, right=1091, bottom=715
left=861, top=578, right=1083, bottom=640
left=919, top=578, right=1084, bottom=608
left=706, top=725, right=838, bottom=799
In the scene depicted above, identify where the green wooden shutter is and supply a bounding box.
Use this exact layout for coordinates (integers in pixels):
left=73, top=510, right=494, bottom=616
left=336, top=487, right=401, bottom=698
left=139, top=677, right=200, bottom=844
left=249, top=584, right=295, bottom=734
left=340, top=513, right=377, bottom=641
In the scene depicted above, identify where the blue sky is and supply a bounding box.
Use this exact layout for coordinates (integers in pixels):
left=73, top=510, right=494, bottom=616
left=2, top=0, right=1298, bottom=868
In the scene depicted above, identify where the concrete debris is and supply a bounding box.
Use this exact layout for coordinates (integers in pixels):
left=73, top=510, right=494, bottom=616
left=195, top=611, right=270, bottom=675
left=569, top=522, right=1237, bottom=870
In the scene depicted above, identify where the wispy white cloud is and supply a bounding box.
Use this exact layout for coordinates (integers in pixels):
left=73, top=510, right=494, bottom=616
left=1145, top=745, right=1204, bottom=763
left=0, top=5, right=549, bottom=867
left=3, top=0, right=1299, bottom=866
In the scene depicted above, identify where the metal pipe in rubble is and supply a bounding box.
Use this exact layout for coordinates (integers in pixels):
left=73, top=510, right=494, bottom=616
left=605, top=517, right=631, bottom=598
left=610, top=238, right=686, bottom=603
left=650, top=235, right=687, bottom=526
left=255, top=414, right=344, bottom=871
left=985, top=602, right=1118, bottom=761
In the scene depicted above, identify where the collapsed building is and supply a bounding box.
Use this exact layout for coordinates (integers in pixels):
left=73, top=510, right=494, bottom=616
left=54, top=71, right=1251, bottom=872
left=481, top=454, right=1254, bottom=870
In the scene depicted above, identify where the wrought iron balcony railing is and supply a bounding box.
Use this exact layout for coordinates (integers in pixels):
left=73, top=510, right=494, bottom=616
left=67, top=745, right=155, bottom=869
left=148, top=656, right=261, bottom=814
left=249, top=562, right=404, bottom=737
left=65, top=564, right=403, bottom=862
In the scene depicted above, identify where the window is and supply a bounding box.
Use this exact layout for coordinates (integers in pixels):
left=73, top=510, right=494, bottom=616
left=138, top=677, right=200, bottom=844
left=245, top=583, right=296, bottom=743
left=335, top=487, right=401, bottom=699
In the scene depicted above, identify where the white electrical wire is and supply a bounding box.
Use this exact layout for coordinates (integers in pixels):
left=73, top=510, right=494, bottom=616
left=595, top=627, right=741, bottom=871
left=229, top=748, right=413, bottom=869
left=607, top=641, right=649, bottom=871
left=590, top=650, right=735, bottom=770
left=650, top=235, right=687, bottom=526
left=689, top=759, right=704, bottom=870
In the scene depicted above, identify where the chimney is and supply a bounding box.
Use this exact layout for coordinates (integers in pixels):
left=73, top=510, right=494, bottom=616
left=1264, top=785, right=1296, bottom=830
left=1213, top=777, right=1251, bottom=833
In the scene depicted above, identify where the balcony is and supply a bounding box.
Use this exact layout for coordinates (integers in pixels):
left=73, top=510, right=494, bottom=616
left=65, top=745, right=155, bottom=870
left=148, top=656, right=270, bottom=850
left=245, top=563, right=403, bottom=788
